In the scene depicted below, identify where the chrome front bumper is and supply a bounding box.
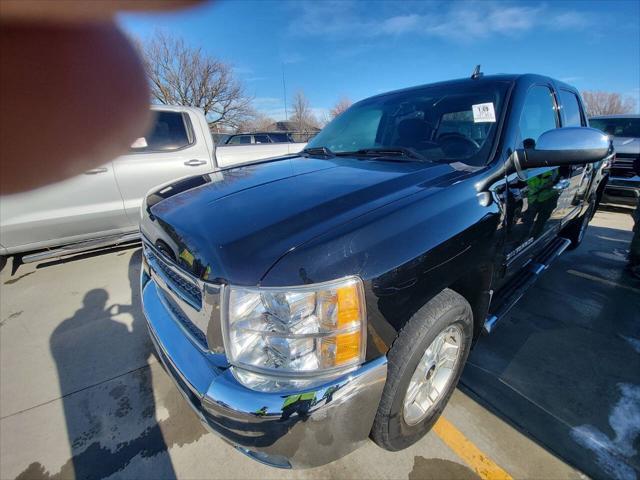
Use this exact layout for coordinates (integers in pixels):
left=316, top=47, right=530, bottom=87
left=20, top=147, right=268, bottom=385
left=141, top=269, right=387, bottom=468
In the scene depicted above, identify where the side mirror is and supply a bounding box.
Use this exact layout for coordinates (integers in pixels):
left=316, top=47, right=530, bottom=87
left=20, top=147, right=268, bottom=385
left=516, top=127, right=612, bottom=169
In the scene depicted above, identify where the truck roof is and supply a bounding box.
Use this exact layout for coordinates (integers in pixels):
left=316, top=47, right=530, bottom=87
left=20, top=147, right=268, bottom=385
left=149, top=104, right=205, bottom=115
left=366, top=73, right=578, bottom=101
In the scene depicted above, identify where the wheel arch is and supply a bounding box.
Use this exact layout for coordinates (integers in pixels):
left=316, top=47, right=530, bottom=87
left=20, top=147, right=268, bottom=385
left=373, top=260, right=495, bottom=356
left=447, top=263, right=494, bottom=343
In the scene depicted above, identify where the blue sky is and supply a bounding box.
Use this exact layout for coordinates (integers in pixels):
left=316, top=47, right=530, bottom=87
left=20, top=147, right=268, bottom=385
left=119, top=0, right=640, bottom=120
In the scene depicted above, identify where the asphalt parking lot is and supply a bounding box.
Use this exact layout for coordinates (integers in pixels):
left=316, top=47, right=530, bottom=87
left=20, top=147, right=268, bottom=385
left=1, top=209, right=638, bottom=480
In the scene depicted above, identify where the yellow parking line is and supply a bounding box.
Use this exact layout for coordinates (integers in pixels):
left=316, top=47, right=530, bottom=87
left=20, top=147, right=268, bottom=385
left=367, top=324, right=389, bottom=353
left=567, top=269, right=640, bottom=293
left=434, top=417, right=513, bottom=480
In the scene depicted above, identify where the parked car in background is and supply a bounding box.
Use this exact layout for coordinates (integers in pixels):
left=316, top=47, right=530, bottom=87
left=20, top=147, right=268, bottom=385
left=210, top=132, right=230, bottom=145
left=217, top=132, right=307, bottom=167
left=0, top=106, right=304, bottom=269
left=224, top=132, right=296, bottom=145
left=140, top=73, right=611, bottom=468
left=589, top=114, right=639, bottom=208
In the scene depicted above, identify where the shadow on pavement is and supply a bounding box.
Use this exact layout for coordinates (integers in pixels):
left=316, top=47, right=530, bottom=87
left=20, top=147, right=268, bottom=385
left=17, top=249, right=178, bottom=480
left=461, top=224, right=640, bottom=480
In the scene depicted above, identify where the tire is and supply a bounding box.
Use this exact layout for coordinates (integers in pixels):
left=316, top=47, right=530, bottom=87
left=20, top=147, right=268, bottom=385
left=371, top=288, right=473, bottom=451
left=565, top=200, right=595, bottom=250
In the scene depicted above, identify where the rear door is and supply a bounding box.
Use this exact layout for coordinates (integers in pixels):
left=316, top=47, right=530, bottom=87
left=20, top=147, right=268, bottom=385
left=503, top=84, right=570, bottom=276
left=0, top=162, right=129, bottom=252
left=112, top=108, right=214, bottom=225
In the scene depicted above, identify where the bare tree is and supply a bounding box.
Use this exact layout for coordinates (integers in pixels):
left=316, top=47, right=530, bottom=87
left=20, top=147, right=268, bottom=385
left=291, top=90, right=318, bottom=133
left=234, top=112, right=276, bottom=133
left=581, top=91, right=635, bottom=117
left=317, top=110, right=331, bottom=127
left=138, top=32, right=253, bottom=130
left=330, top=97, right=352, bottom=118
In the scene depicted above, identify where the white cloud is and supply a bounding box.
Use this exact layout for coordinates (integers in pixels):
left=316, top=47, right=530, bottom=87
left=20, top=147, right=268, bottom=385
left=252, top=97, right=289, bottom=120
left=233, top=65, right=268, bottom=84
left=253, top=97, right=283, bottom=109
left=486, top=6, right=542, bottom=34
left=288, top=1, right=591, bottom=43
left=551, top=11, right=592, bottom=29
left=380, top=14, right=420, bottom=35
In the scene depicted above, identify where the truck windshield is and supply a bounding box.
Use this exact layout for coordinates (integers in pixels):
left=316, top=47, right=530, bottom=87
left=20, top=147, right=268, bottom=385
left=589, top=118, right=640, bottom=138
left=307, top=81, right=511, bottom=166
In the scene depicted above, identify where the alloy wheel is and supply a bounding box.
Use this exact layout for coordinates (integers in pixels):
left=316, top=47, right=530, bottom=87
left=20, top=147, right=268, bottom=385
left=402, top=324, right=463, bottom=426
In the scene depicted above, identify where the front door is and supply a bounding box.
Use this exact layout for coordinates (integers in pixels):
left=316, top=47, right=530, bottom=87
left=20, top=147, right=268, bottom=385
left=112, top=109, right=214, bottom=225
left=502, top=85, right=570, bottom=278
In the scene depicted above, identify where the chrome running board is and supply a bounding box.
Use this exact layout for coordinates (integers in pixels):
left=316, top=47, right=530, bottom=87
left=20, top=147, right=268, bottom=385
left=21, top=232, right=140, bottom=264
left=484, top=237, right=571, bottom=334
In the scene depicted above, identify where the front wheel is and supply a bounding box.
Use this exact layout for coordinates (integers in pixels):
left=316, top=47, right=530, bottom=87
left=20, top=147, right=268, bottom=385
left=371, top=289, right=473, bottom=451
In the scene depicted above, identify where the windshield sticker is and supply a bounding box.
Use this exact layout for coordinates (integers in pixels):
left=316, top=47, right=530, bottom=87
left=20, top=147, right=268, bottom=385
left=472, top=103, right=496, bottom=123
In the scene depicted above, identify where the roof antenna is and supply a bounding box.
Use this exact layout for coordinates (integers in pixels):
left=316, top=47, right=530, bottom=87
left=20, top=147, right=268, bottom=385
left=471, top=65, right=483, bottom=79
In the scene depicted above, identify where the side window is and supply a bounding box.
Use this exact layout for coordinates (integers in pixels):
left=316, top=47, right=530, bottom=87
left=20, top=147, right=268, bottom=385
left=227, top=135, right=251, bottom=145
left=130, top=111, right=193, bottom=152
left=519, top=86, right=558, bottom=147
left=254, top=135, right=271, bottom=144
left=559, top=90, right=585, bottom=127
left=268, top=133, right=290, bottom=143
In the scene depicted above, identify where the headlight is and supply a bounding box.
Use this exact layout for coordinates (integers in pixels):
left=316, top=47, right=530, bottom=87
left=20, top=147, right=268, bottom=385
left=222, top=276, right=366, bottom=390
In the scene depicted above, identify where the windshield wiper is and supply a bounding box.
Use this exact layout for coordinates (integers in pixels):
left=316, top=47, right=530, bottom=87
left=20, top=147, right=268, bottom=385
left=338, top=147, right=425, bottom=161
left=302, top=146, right=334, bottom=157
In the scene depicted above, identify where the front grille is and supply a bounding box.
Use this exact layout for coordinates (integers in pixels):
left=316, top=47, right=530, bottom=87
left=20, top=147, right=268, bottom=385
left=142, top=239, right=223, bottom=352
left=145, top=247, right=203, bottom=310
left=611, top=153, right=640, bottom=178
left=163, top=295, right=208, bottom=346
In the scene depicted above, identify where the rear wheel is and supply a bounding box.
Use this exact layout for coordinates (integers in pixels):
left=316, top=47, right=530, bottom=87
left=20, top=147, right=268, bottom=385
left=371, top=289, right=473, bottom=451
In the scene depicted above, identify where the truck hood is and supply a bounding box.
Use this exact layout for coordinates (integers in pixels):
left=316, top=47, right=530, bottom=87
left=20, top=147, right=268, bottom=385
left=141, top=155, right=467, bottom=285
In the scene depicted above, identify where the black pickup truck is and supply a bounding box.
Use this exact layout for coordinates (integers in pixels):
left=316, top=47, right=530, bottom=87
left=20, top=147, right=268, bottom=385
left=140, top=73, right=611, bottom=468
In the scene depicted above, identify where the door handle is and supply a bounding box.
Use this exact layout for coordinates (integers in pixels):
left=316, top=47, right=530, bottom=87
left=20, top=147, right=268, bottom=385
left=553, top=179, right=571, bottom=190
left=184, top=159, right=207, bottom=167
left=84, top=167, right=108, bottom=174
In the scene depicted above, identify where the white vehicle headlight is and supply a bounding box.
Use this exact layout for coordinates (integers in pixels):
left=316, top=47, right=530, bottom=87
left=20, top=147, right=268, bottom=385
left=222, top=276, right=366, bottom=388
